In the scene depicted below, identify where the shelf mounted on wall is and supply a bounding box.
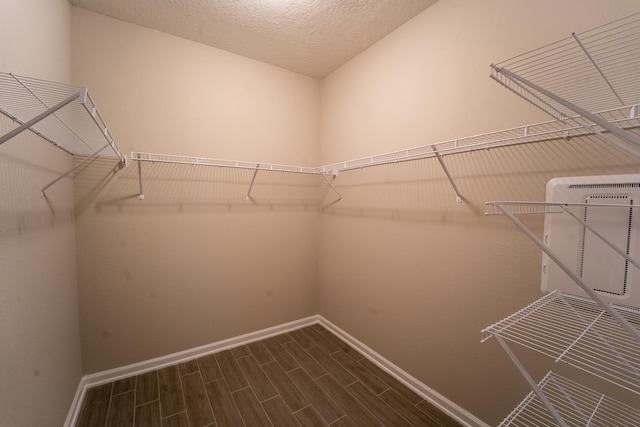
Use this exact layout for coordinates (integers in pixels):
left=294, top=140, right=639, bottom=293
left=0, top=72, right=126, bottom=196
left=490, top=12, right=640, bottom=158
left=129, top=151, right=342, bottom=204
left=484, top=200, right=640, bottom=426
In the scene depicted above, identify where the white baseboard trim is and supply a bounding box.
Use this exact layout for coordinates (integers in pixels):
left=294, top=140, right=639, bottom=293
left=316, top=315, right=489, bottom=427
left=64, top=315, right=319, bottom=427
left=65, top=314, right=487, bottom=427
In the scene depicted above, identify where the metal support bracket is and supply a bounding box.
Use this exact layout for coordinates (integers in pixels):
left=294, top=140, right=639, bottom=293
left=493, top=336, right=569, bottom=427
left=246, top=165, right=259, bottom=201
left=572, top=33, right=625, bottom=106
left=0, top=88, right=84, bottom=146
left=137, top=159, right=145, bottom=200
left=317, top=169, right=343, bottom=207
left=40, top=143, right=109, bottom=197
left=431, top=145, right=462, bottom=203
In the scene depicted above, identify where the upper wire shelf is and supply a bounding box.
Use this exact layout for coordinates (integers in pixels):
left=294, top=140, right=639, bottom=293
left=0, top=72, right=125, bottom=163
left=492, top=12, right=640, bottom=115
left=490, top=12, right=640, bottom=157
left=498, top=371, right=640, bottom=427
left=482, top=290, right=640, bottom=395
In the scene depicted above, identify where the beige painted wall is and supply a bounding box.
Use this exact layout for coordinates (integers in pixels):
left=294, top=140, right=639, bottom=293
left=71, top=8, right=322, bottom=373
left=0, top=0, right=83, bottom=426
left=318, top=0, right=640, bottom=424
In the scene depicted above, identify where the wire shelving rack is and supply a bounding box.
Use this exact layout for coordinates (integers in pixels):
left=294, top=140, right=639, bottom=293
left=497, top=372, right=640, bottom=427
left=490, top=12, right=640, bottom=158
left=483, top=12, right=640, bottom=425
left=484, top=199, right=640, bottom=426
left=0, top=72, right=125, bottom=195
left=482, top=290, right=640, bottom=395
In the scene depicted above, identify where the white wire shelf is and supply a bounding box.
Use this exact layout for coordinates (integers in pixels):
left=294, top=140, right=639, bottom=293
left=131, top=102, right=640, bottom=203
left=485, top=201, right=640, bottom=216
left=130, top=102, right=640, bottom=179
left=0, top=72, right=124, bottom=162
left=491, top=12, right=640, bottom=157
left=318, top=104, right=640, bottom=173
left=499, top=371, right=640, bottom=427
left=130, top=151, right=343, bottom=203
left=492, top=12, right=640, bottom=116
left=130, top=151, right=318, bottom=174
left=482, top=290, right=640, bottom=395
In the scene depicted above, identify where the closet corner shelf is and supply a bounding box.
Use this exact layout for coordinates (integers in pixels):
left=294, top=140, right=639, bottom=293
left=0, top=72, right=125, bottom=163
left=491, top=11, right=640, bottom=157
left=498, top=371, right=640, bottom=427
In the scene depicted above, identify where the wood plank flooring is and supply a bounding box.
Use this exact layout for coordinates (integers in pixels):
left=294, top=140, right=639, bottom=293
left=75, top=324, right=463, bottom=427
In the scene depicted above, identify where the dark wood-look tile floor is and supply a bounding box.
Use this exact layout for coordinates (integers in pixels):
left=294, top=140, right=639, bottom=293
left=76, top=324, right=463, bottom=427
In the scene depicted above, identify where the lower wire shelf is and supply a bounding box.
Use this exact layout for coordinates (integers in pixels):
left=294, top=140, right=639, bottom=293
left=499, top=371, right=640, bottom=427
left=482, top=290, right=640, bottom=395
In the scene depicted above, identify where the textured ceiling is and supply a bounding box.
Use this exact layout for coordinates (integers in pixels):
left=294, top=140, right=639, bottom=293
left=68, top=0, right=438, bottom=78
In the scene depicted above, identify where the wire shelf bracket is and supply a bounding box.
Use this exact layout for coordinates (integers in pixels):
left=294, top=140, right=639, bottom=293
left=431, top=145, right=462, bottom=203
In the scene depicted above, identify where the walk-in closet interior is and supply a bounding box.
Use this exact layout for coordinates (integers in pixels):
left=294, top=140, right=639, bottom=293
left=2, top=1, right=640, bottom=426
